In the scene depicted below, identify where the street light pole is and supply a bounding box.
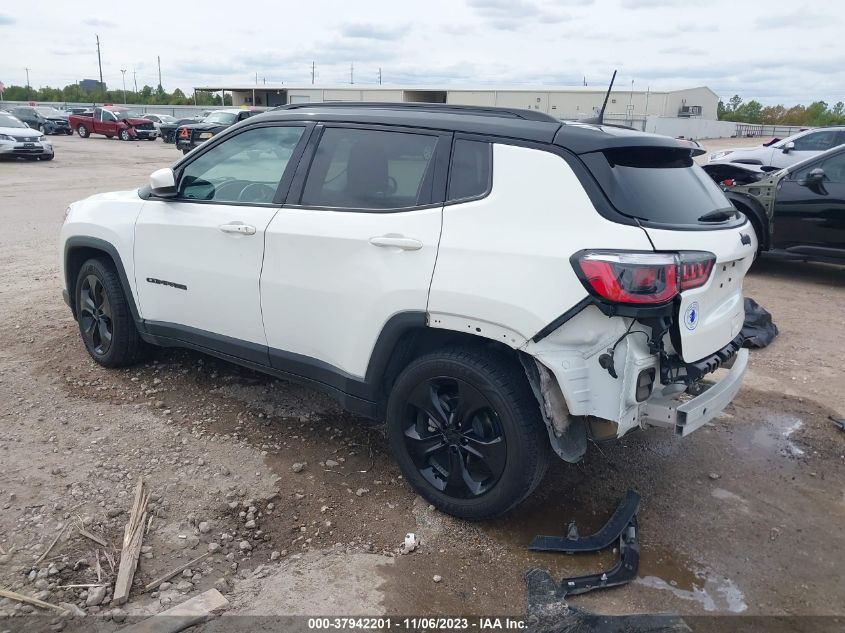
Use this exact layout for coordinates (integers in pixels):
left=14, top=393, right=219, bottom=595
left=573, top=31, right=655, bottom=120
left=120, top=69, right=127, bottom=104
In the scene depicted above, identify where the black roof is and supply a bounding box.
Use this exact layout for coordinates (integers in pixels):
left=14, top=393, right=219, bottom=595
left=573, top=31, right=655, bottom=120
left=249, top=102, right=692, bottom=154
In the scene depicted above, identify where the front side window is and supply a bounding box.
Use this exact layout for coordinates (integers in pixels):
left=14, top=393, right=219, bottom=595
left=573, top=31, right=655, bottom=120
left=447, top=139, right=492, bottom=202
left=301, top=127, right=439, bottom=210
left=792, top=130, right=840, bottom=152
left=793, top=151, right=845, bottom=183
left=100, top=110, right=115, bottom=122
left=177, top=125, right=305, bottom=204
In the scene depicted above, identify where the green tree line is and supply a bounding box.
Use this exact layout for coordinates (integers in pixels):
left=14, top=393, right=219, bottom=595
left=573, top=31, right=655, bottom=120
left=718, top=95, right=845, bottom=126
left=0, top=83, right=232, bottom=106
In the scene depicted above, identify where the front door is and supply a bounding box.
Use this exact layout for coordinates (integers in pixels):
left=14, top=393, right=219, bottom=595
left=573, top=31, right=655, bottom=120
left=261, top=124, right=449, bottom=381
left=134, top=123, right=309, bottom=362
left=771, top=129, right=844, bottom=168
left=773, top=149, right=845, bottom=258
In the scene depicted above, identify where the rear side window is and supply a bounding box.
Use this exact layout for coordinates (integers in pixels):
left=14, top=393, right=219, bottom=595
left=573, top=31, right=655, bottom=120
left=581, top=147, right=736, bottom=227
left=301, top=127, right=439, bottom=210
left=447, top=139, right=492, bottom=202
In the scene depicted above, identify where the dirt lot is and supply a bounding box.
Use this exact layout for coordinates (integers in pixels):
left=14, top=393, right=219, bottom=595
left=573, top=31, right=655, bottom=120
left=0, top=134, right=843, bottom=629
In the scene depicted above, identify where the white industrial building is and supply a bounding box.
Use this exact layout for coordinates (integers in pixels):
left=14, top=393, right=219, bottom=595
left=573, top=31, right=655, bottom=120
left=194, top=83, right=716, bottom=120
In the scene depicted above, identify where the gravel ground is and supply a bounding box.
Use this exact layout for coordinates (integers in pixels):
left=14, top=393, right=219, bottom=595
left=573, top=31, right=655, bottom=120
left=0, top=134, right=843, bottom=628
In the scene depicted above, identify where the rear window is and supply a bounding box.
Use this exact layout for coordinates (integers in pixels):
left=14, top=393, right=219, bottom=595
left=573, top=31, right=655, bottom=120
left=581, top=147, right=738, bottom=227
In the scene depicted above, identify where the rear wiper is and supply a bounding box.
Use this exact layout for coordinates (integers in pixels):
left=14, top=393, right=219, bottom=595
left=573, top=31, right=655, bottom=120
left=698, top=209, right=737, bottom=222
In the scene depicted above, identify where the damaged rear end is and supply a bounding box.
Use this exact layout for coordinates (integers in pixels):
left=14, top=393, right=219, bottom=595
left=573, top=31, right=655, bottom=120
left=524, top=137, right=756, bottom=462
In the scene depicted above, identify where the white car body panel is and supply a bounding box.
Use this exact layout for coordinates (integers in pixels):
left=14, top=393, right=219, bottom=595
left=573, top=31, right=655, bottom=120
left=708, top=128, right=845, bottom=168
left=261, top=207, right=442, bottom=378
left=133, top=199, right=277, bottom=346
left=428, top=143, right=653, bottom=344
left=646, top=223, right=755, bottom=362
left=59, top=190, right=146, bottom=313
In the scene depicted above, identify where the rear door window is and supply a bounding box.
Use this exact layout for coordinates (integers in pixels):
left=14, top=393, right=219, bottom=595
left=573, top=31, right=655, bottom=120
left=581, top=147, right=737, bottom=227
left=447, top=139, right=492, bottom=202
left=300, top=127, right=440, bottom=210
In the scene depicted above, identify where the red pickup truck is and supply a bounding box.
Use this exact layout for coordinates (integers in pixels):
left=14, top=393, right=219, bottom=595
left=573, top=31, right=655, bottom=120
left=68, top=106, right=158, bottom=141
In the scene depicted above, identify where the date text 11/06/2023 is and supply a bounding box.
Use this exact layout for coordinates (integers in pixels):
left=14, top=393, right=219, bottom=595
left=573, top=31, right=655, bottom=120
left=307, top=617, right=527, bottom=630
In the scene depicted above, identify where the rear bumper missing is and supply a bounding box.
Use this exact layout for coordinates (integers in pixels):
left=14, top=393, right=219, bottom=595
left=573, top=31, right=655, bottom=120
left=641, top=348, right=748, bottom=436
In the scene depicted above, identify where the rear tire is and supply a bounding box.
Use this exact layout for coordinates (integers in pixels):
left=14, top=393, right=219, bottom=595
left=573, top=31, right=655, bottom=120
left=77, top=124, right=89, bottom=138
left=386, top=347, right=550, bottom=520
left=74, top=258, right=149, bottom=368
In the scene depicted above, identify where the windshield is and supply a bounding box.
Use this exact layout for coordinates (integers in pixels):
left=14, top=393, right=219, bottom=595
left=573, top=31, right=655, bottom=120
left=36, top=107, right=65, bottom=117
left=110, top=109, right=142, bottom=119
left=0, top=114, right=27, bottom=128
left=157, top=115, right=176, bottom=123
left=204, top=112, right=237, bottom=125
left=582, top=147, right=738, bottom=227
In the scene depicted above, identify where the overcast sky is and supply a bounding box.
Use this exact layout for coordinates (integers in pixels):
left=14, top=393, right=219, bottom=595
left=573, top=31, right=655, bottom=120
left=1, top=0, right=843, bottom=105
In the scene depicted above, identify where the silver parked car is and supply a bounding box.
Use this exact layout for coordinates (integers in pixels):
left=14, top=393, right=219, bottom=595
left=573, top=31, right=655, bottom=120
left=708, top=126, right=845, bottom=168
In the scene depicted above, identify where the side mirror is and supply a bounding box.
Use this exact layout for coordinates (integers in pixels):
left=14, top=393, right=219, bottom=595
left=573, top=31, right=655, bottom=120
left=800, top=167, right=825, bottom=186
left=149, top=167, right=177, bottom=198
left=782, top=141, right=795, bottom=154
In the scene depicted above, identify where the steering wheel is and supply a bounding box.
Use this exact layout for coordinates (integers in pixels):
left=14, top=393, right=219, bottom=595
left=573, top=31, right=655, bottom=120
left=214, top=180, right=247, bottom=201
left=385, top=176, right=398, bottom=195
left=239, top=182, right=276, bottom=203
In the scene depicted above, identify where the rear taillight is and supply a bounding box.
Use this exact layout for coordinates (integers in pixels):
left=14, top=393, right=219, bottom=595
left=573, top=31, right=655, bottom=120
left=572, top=251, right=715, bottom=305
left=679, top=252, right=715, bottom=291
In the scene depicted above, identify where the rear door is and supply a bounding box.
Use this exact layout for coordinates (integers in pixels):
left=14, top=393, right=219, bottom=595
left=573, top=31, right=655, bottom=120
left=261, top=124, right=449, bottom=379
left=580, top=146, right=756, bottom=362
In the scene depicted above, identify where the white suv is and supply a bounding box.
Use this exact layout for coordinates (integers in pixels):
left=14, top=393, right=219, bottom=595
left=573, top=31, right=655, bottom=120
left=60, top=103, right=755, bottom=519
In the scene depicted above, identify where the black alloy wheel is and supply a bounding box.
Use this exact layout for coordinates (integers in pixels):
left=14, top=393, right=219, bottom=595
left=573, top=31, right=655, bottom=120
left=403, top=377, right=507, bottom=498
left=78, top=274, right=113, bottom=356
left=387, top=348, right=550, bottom=520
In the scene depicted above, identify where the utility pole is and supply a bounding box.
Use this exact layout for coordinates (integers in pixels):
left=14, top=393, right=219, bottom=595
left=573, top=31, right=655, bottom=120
left=120, top=69, right=127, bottom=104
left=255, top=72, right=258, bottom=85
left=96, top=35, right=103, bottom=91
left=157, top=55, right=162, bottom=91
left=132, top=68, right=137, bottom=93
left=311, top=61, right=315, bottom=85
left=378, top=67, right=382, bottom=85
left=25, top=67, right=31, bottom=100
left=350, top=62, right=354, bottom=85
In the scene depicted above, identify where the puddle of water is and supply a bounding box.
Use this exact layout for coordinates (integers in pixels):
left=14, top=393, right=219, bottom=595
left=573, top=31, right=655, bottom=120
left=746, top=411, right=806, bottom=458
left=637, top=567, right=747, bottom=613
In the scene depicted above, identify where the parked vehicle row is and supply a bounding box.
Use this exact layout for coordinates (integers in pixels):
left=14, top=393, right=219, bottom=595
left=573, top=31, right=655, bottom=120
left=6, top=106, right=72, bottom=135
left=175, top=108, right=264, bottom=154
left=0, top=111, right=54, bottom=160
left=59, top=103, right=755, bottom=519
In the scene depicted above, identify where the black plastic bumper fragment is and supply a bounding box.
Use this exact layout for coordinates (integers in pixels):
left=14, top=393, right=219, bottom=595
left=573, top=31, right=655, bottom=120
left=660, top=332, right=745, bottom=386
left=529, top=490, right=640, bottom=553
left=526, top=517, right=640, bottom=599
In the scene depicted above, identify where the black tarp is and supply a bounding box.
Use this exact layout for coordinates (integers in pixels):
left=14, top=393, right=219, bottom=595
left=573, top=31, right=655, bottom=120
left=742, top=297, right=779, bottom=349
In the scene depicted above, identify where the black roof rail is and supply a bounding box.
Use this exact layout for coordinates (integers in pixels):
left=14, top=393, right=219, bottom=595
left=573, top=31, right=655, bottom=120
left=272, top=101, right=560, bottom=123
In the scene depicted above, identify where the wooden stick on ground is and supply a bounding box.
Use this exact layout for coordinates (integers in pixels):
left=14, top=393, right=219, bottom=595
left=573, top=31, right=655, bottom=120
left=35, top=525, right=67, bottom=566
left=144, top=552, right=210, bottom=593
left=78, top=527, right=107, bottom=547
left=118, top=589, right=228, bottom=633
left=0, top=589, right=69, bottom=614
left=111, top=478, right=149, bottom=606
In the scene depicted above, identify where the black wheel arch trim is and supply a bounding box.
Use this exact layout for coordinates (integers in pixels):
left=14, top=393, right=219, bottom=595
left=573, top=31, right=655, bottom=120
left=63, top=236, right=142, bottom=325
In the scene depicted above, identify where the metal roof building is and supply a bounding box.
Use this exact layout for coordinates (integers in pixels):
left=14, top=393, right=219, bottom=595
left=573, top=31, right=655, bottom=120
left=193, top=83, right=719, bottom=123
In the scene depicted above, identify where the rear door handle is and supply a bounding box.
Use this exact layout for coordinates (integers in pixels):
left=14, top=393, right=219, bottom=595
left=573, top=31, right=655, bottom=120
left=369, top=236, right=423, bottom=251
left=219, top=223, right=256, bottom=235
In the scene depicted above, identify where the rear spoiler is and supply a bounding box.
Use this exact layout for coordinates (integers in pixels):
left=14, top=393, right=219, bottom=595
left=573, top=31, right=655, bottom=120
left=555, top=125, right=706, bottom=157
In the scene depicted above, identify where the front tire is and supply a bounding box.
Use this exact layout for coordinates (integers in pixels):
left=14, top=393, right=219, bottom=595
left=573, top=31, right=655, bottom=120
left=387, top=348, right=550, bottom=520
left=119, top=128, right=132, bottom=141
left=75, top=258, right=148, bottom=367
